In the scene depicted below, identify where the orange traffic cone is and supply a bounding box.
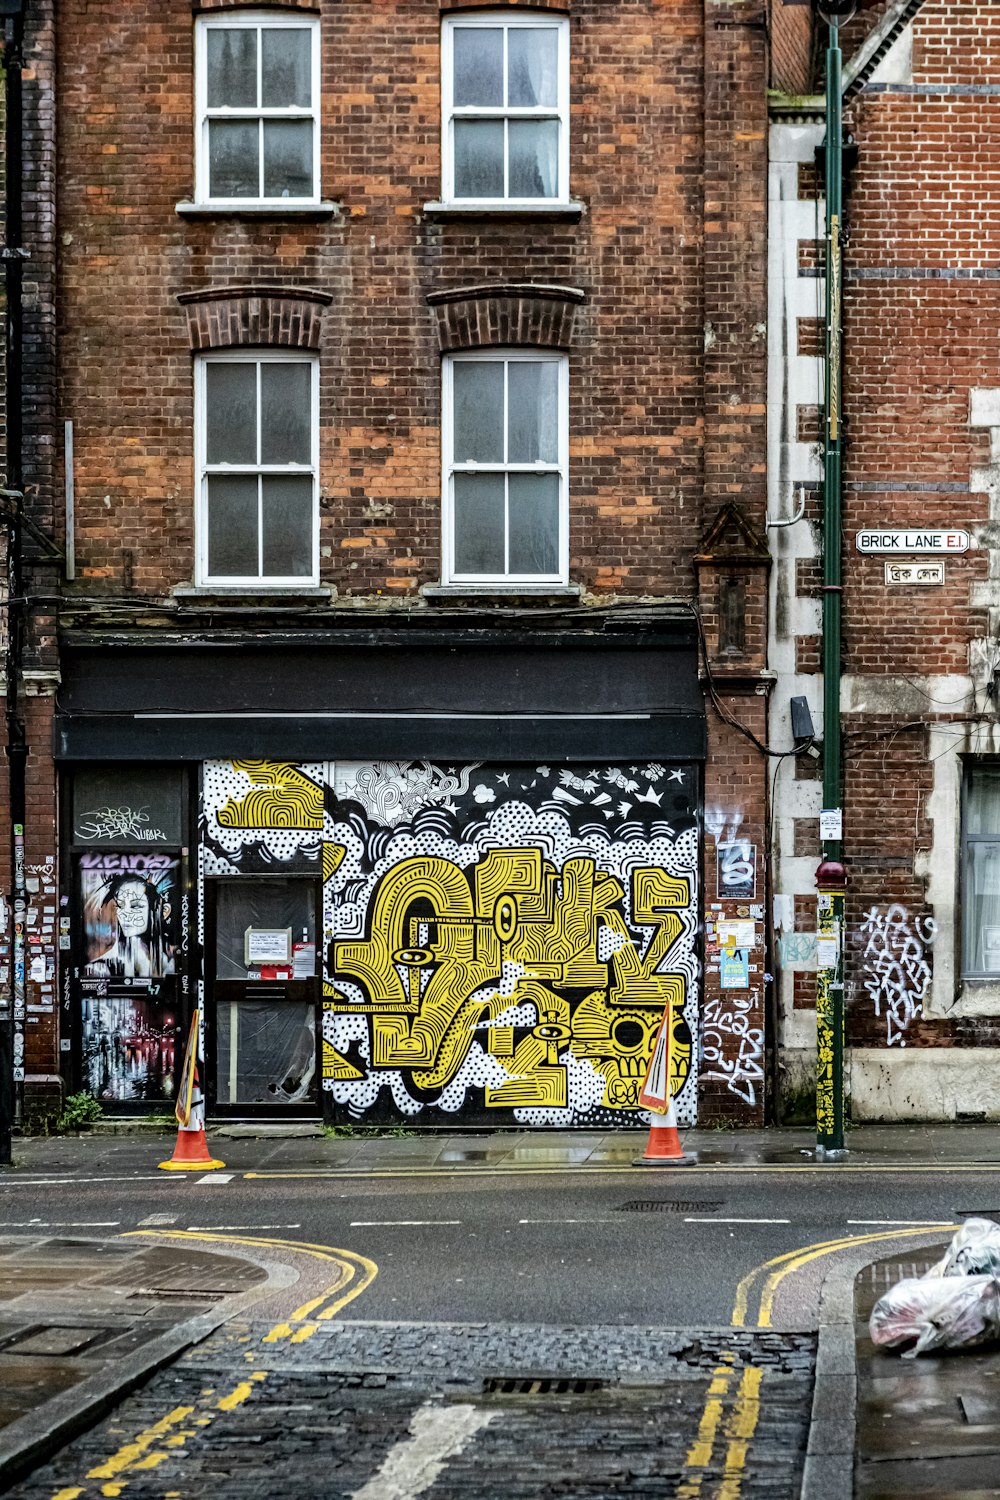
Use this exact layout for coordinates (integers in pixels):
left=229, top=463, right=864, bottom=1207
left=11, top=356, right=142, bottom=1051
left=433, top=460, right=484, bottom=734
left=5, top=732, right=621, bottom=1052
left=159, top=1010, right=225, bottom=1171
left=633, top=1095, right=697, bottom=1167
left=159, top=1119, right=225, bottom=1171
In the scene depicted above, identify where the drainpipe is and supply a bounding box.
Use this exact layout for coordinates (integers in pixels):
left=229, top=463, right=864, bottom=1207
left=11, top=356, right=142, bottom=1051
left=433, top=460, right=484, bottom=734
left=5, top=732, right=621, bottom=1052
left=0, top=0, right=26, bottom=1164
left=814, top=0, right=851, bottom=1159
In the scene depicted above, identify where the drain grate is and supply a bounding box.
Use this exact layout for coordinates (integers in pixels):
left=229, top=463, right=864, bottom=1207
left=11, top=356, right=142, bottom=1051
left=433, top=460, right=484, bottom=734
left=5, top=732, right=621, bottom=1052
left=483, top=1375, right=605, bottom=1396
left=617, top=1200, right=724, bottom=1214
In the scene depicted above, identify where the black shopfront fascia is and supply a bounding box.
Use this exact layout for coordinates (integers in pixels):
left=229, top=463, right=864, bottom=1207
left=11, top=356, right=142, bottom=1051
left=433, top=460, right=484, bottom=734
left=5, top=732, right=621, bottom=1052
left=55, top=630, right=706, bottom=765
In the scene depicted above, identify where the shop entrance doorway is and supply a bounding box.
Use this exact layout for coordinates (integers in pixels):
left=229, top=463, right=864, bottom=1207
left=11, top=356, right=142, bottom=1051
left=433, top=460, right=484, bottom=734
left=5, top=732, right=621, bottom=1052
left=205, top=876, right=321, bottom=1112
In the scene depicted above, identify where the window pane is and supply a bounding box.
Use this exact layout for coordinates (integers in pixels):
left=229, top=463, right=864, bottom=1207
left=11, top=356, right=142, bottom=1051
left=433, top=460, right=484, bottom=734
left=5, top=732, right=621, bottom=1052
left=508, top=119, right=559, bottom=198
left=508, top=361, right=559, bottom=463
left=965, top=841, right=1000, bottom=973
left=453, top=120, right=504, bottom=199
left=207, top=476, right=258, bottom=577
left=263, top=120, right=313, bottom=198
left=453, top=473, right=505, bottom=575
left=260, top=363, right=312, bottom=465
left=207, top=27, right=258, bottom=109
left=208, top=120, right=259, bottom=198
left=508, top=474, right=559, bottom=575
left=453, top=362, right=504, bottom=463
left=453, top=27, right=503, bottom=107
left=261, top=28, right=312, bottom=108
left=205, top=363, right=257, bottom=464
left=508, top=28, right=559, bottom=107
left=261, top=477, right=313, bottom=577
left=967, top=767, right=1000, bottom=836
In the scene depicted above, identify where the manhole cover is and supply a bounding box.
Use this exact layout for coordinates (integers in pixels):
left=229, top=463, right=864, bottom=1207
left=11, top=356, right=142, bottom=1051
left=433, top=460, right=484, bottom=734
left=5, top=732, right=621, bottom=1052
left=483, top=1376, right=605, bottom=1395
left=617, top=1200, right=723, bottom=1213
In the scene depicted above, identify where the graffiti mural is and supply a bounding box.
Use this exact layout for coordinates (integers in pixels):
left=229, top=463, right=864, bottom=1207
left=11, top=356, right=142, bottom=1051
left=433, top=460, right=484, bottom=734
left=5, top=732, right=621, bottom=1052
left=201, top=760, right=701, bottom=1126
left=859, top=903, right=937, bottom=1046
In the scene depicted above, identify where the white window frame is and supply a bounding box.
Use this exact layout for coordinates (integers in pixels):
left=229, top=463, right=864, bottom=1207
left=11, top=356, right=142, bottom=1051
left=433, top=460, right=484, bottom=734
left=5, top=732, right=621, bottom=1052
left=195, top=350, right=320, bottom=588
left=442, top=349, right=569, bottom=588
left=441, top=11, right=570, bottom=207
left=194, top=10, right=321, bottom=208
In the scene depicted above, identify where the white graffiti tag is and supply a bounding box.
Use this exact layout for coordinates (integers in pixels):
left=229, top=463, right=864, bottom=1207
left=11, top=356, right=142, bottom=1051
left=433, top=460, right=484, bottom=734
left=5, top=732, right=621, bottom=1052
left=700, top=993, right=764, bottom=1105
left=75, top=806, right=168, bottom=842
left=859, top=904, right=937, bottom=1046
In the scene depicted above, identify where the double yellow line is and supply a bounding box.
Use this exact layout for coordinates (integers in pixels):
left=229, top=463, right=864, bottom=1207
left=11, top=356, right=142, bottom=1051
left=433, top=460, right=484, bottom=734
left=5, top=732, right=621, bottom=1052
left=48, top=1231, right=379, bottom=1500
left=675, top=1222, right=953, bottom=1498
left=126, top=1228, right=378, bottom=1344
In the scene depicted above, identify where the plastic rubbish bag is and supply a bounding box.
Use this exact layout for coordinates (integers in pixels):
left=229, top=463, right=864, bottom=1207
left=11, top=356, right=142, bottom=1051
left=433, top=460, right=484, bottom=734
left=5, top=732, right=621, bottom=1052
left=869, top=1274, right=1000, bottom=1357
left=926, top=1217, right=1000, bottom=1280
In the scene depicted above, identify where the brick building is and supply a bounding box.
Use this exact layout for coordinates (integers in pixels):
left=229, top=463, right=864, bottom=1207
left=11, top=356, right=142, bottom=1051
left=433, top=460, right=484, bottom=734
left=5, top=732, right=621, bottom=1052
left=3, top=0, right=782, bottom=1130
left=769, top=0, right=1000, bottom=1119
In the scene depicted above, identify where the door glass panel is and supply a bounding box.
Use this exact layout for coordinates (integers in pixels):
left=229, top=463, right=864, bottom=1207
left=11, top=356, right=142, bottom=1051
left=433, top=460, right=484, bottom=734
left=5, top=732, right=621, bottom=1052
left=215, top=999, right=316, bottom=1103
left=213, top=879, right=316, bottom=980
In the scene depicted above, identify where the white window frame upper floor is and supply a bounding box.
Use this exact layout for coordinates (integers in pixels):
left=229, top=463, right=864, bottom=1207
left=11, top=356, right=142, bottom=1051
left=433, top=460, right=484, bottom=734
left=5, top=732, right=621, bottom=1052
left=442, top=349, right=569, bottom=589
left=441, top=11, right=571, bottom=208
left=194, top=10, right=321, bottom=208
left=195, top=350, right=320, bottom=589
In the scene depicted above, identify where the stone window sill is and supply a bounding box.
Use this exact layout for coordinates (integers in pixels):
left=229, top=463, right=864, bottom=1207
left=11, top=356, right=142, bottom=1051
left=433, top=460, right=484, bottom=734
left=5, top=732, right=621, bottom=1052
left=942, top=979, right=1000, bottom=1018
left=173, top=585, right=333, bottom=600
left=421, top=584, right=581, bottom=602
left=422, top=201, right=585, bottom=220
left=176, top=201, right=341, bottom=219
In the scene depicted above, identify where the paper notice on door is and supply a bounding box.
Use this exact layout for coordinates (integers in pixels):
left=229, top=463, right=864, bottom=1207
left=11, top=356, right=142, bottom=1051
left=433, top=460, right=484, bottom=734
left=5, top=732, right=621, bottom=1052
left=29, top=956, right=46, bottom=982
left=292, top=942, right=316, bottom=979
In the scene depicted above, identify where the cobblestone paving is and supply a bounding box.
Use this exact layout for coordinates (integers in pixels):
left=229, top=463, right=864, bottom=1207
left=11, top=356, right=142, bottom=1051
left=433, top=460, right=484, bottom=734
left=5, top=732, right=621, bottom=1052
left=9, top=1323, right=816, bottom=1499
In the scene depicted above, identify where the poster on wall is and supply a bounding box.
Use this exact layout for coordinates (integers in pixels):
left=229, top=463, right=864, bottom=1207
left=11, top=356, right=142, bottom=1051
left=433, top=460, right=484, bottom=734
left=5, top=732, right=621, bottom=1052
left=716, top=839, right=756, bottom=899
left=78, top=852, right=177, bottom=980
left=201, top=759, right=702, bottom=1128
left=80, top=990, right=177, bottom=1103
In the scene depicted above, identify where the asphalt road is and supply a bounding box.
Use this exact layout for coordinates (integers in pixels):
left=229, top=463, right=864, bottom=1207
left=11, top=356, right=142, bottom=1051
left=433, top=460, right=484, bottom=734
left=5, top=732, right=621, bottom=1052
left=0, top=1137, right=976, bottom=1328
left=0, top=1134, right=981, bottom=1499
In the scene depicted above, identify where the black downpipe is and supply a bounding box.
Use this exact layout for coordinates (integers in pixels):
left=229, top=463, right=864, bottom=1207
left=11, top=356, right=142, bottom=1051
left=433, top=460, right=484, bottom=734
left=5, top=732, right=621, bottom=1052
left=1, top=0, right=27, bottom=1164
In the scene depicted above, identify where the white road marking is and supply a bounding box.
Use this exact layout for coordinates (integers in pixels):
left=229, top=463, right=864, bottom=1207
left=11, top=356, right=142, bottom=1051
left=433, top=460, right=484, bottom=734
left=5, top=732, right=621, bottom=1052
left=684, top=1217, right=791, bottom=1224
left=139, top=1213, right=179, bottom=1226
left=350, top=1220, right=461, bottom=1227
left=186, top=1224, right=302, bottom=1231
left=2, top=1220, right=121, bottom=1228
left=196, top=1173, right=234, bottom=1184
left=0, top=1176, right=186, bottom=1187
left=847, top=1219, right=946, bottom=1226
left=518, top=1218, right=619, bottom=1224
left=348, top=1400, right=496, bottom=1500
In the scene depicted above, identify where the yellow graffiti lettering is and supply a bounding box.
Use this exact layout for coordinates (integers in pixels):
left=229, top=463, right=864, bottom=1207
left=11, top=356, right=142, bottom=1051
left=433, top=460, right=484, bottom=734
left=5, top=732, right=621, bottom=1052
left=217, top=761, right=324, bottom=829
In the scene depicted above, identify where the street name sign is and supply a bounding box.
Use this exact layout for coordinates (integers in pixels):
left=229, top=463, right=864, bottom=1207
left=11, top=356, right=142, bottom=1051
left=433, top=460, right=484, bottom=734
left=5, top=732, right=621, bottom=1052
left=884, top=561, right=945, bottom=585
left=856, top=530, right=970, bottom=554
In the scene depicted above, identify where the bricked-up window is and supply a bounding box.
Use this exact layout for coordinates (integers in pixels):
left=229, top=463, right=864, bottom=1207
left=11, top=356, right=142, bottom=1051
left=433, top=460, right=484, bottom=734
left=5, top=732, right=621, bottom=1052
left=196, top=353, right=319, bottom=586
left=443, top=351, right=568, bottom=586
left=963, top=763, right=1000, bottom=977
left=442, top=13, right=570, bottom=204
left=195, top=13, right=320, bottom=205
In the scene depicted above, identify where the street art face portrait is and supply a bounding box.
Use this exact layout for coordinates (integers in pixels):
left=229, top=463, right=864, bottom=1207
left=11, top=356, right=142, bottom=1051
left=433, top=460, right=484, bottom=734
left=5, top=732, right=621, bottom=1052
left=80, top=856, right=177, bottom=979
left=202, top=760, right=701, bottom=1127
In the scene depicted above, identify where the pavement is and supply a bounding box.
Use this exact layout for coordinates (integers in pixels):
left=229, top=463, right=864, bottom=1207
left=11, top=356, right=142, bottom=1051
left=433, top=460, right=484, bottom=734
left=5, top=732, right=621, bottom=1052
left=1, top=1121, right=999, bottom=1495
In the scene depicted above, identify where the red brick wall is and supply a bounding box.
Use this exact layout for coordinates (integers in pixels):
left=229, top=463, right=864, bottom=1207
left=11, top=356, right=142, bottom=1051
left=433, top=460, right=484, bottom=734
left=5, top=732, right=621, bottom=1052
left=51, top=0, right=770, bottom=599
